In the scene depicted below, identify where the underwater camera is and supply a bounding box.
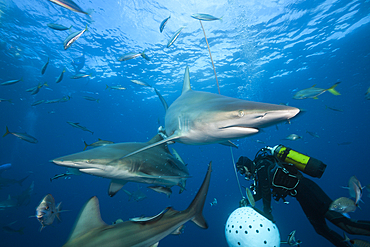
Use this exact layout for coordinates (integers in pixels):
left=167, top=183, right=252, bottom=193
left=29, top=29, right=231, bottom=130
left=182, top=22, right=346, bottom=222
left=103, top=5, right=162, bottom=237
left=268, top=144, right=327, bottom=178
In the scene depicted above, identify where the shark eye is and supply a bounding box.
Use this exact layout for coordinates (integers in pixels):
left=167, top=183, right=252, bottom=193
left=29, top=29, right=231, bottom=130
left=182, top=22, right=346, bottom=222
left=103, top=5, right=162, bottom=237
left=238, top=110, right=245, bottom=117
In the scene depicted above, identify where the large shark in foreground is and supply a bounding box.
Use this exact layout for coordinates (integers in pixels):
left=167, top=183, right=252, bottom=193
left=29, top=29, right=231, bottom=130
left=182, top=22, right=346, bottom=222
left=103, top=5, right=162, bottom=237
left=63, top=162, right=212, bottom=247
left=52, top=134, right=189, bottom=197
left=123, top=66, right=300, bottom=158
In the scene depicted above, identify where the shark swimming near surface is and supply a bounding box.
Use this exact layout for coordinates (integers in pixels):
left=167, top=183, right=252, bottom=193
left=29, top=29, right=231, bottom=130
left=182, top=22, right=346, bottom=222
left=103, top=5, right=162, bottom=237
left=52, top=134, right=189, bottom=197
left=122, top=66, right=300, bottom=158
left=62, top=162, right=212, bottom=247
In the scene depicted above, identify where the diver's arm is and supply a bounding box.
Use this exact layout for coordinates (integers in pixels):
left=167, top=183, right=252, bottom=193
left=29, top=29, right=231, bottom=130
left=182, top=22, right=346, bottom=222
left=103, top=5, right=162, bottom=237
left=258, top=161, right=274, bottom=221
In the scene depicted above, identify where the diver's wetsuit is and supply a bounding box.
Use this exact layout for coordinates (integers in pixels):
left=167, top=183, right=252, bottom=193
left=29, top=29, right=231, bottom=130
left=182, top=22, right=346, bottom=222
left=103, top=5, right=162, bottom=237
left=237, top=155, right=370, bottom=247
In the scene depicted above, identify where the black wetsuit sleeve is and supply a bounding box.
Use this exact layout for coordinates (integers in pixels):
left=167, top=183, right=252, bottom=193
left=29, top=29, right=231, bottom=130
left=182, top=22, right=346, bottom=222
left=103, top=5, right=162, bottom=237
left=255, top=160, right=273, bottom=221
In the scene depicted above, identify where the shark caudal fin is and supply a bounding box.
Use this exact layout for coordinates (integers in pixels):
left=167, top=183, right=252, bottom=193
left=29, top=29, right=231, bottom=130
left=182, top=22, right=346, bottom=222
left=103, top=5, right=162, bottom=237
left=186, top=162, right=212, bottom=229
left=327, top=82, right=341, bottom=96
left=65, top=196, right=107, bottom=244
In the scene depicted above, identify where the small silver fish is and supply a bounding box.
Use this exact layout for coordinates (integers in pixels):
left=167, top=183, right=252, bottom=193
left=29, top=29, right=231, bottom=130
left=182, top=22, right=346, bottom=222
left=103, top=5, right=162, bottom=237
left=285, top=230, right=302, bottom=246
left=191, top=13, right=223, bottom=22
left=47, top=23, right=72, bottom=31
left=31, top=100, right=45, bottom=106
left=293, top=82, right=341, bottom=99
left=159, top=15, right=171, bottom=33
left=50, top=172, right=72, bottom=182
left=36, top=194, right=62, bottom=231
left=344, top=232, right=370, bottom=247
left=167, top=27, right=185, bottom=48
left=0, top=98, right=12, bottom=103
left=105, top=85, right=126, bottom=90
left=71, top=73, right=91, bottom=79
left=47, top=0, right=90, bottom=15
left=63, top=25, right=88, bottom=50
left=67, top=121, right=94, bottom=134
left=284, top=134, right=302, bottom=141
left=3, top=126, right=38, bottom=143
left=83, top=96, right=99, bottom=102
left=30, top=82, right=48, bottom=95
left=329, top=197, right=357, bottom=214
left=118, top=50, right=149, bottom=61
left=55, top=69, right=66, bottom=83
left=1, top=78, right=22, bottom=86
left=41, top=57, right=49, bottom=74
left=347, top=176, right=363, bottom=206
left=306, top=130, right=320, bottom=138
left=83, top=138, right=113, bottom=150
left=130, top=79, right=152, bottom=88
left=325, top=105, right=343, bottom=112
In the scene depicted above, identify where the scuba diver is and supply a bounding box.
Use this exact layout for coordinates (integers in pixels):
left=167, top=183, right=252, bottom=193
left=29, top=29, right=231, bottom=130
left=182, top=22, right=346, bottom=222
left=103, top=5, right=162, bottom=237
left=236, top=145, right=370, bottom=247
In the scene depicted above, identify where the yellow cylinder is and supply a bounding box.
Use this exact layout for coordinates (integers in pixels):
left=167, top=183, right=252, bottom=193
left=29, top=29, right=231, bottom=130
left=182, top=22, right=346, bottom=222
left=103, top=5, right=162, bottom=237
left=272, top=145, right=326, bottom=178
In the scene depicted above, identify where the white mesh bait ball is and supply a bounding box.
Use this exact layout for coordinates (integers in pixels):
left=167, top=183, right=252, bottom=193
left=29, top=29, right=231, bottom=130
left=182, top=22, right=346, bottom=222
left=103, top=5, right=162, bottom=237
left=225, top=207, right=280, bottom=247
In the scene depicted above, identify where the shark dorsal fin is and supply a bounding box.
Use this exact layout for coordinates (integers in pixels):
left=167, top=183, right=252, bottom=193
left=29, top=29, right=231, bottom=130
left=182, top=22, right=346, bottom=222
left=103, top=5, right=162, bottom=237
left=67, top=196, right=107, bottom=241
left=181, top=66, right=191, bottom=95
left=147, top=134, right=170, bottom=153
left=147, top=134, right=164, bottom=144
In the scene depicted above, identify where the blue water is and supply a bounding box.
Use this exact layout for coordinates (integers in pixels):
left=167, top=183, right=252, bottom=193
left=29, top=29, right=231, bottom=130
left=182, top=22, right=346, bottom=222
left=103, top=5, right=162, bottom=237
left=0, top=0, right=370, bottom=246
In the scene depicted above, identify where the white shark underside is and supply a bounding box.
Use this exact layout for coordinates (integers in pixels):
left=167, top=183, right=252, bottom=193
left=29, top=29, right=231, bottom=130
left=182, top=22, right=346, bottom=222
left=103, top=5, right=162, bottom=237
left=52, top=134, right=189, bottom=196
left=122, top=66, right=300, bottom=158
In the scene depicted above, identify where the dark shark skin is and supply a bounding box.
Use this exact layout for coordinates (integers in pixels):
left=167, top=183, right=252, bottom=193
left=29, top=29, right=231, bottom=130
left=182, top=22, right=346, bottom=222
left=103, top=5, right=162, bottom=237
left=63, top=163, right=212, bottom=247
left=52, top=134, right=189, bottom=196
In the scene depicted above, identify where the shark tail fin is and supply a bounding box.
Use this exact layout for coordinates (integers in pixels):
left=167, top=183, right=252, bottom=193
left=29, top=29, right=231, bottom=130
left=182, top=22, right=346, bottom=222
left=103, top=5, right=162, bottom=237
left=187, top=162, right=212, bottom=229
left=327, top=82, right=341, bottom=96
left=3, top=126, right=10, bottom=137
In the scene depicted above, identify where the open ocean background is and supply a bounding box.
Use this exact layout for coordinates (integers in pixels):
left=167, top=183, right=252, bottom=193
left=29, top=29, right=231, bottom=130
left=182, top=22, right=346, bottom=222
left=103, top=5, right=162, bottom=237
left=0, top=0, right=370, bottom=246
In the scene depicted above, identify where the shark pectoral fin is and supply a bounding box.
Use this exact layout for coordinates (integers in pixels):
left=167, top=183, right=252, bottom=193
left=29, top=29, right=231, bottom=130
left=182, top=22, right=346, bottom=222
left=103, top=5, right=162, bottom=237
left=149, top=242, right=159, bottom=247
left=171, top=225, right=184, bottom=235
left=120, top=134, right=180, bottom=159
left=66, top=197, right=107, bottom=243
left=108, top=180, right=128, bottom=197
left=219, top=140, right=238, bottom=148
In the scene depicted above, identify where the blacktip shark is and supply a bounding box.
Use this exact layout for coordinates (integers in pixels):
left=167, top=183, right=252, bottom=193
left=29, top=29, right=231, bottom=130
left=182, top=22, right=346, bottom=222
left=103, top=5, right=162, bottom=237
left=122, top=66, right=300, bottom=158
left=62, top=162, right=212, bottom=247
left=52, top=134, right=189, bottom=197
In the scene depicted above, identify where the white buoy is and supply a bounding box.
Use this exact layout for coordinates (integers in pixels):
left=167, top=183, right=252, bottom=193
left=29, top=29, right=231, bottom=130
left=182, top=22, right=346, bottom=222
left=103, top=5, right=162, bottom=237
left=225, top=207, right=280, bottom=247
